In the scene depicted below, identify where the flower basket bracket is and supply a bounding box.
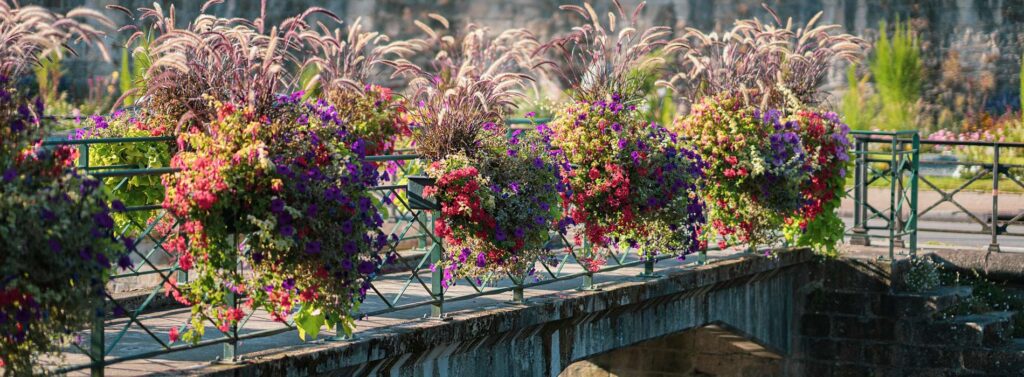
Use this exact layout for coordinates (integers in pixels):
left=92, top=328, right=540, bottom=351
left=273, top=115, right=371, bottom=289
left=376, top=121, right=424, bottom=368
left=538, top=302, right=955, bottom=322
left=407, top=175, right=439, bottom=210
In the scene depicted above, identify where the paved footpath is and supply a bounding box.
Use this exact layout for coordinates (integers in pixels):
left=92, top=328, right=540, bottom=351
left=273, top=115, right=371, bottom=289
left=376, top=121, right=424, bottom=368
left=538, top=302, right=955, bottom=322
left=839, top=188, right=1023, bottom=222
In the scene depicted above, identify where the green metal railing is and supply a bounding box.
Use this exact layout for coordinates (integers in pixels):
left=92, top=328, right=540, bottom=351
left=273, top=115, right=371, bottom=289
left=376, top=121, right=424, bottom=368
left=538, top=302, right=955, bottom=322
left=847, top=130, right=920, bottom=259
left=906, top=138, right=1024, bottom=252
left=42, top=118, right=729, bottom=375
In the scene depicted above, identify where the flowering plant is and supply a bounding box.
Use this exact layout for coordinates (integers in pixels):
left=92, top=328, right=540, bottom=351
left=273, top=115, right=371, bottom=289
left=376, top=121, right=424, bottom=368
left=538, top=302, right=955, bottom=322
left=160, top=97, right=386, bottom=342
left=395, top=19, right=563, bottom=285
left=306, top=18, right=414, bottom=157
left=783, top=110, right=851, bottom=255
left=326, top=84, right=409, bottom=156
left=0, top=81, right=129, bottom=372
left=546, top=95, right=704, bottom=258
left=537, top=2, right=703, bottom=260
left=424, top=128, right=562, bottom=287
left=675, top=96, right=808, bottom=249
left=0, top=2, right=123, bottom=372
left=677, top=96, right=851, bottom=253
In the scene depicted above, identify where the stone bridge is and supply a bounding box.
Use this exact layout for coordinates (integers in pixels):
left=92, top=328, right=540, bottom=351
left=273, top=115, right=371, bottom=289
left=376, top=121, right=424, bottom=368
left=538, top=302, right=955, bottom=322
left=194, top=250, right=813, bottom=376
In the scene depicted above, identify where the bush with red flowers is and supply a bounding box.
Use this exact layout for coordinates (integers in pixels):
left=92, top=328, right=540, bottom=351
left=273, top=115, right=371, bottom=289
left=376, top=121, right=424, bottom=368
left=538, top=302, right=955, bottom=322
left=160, top=96, right=387, bottom=342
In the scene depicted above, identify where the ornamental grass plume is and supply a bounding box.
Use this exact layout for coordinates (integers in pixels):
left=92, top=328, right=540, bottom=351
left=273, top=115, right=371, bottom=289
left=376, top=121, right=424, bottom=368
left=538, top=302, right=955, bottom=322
left=302, top=18, right=416, bottom=155
left=0, top=0, right=112, bottom=79
left=390, top=17, right=562, bottom=287
left=122, top=0, right=337, bottom=125
left=537, top=1, right=705, bottom=259
left=533, top=0, right=685, bottom=103
left=668, top=4, right=867, bottom=109
left=392, top=16, right=537, bottom=160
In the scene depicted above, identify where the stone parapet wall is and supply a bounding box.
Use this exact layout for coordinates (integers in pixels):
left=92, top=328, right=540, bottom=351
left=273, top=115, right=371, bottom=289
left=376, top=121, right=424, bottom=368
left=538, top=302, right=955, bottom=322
left=790, top=256, right=1024, bottom=376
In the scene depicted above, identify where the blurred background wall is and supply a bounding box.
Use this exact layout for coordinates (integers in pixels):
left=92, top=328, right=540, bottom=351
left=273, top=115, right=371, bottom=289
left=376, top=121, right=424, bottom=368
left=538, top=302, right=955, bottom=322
left=25, top=0, right=1024, bottom=125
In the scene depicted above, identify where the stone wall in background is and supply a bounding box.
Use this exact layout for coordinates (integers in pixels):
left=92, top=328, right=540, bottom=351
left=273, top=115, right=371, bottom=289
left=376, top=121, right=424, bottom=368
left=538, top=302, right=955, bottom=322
left=31, top=0, right=1024, bottom=119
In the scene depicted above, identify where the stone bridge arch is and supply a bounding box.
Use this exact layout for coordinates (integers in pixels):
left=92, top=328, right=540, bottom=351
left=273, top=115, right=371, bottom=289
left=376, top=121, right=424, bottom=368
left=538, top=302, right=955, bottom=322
left=559, top=324, right=783, bottom=377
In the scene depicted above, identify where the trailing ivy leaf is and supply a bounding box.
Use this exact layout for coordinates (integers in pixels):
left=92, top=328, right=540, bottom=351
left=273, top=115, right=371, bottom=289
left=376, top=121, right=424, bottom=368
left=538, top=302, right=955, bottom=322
left=295, top=304, right=325, bottom=341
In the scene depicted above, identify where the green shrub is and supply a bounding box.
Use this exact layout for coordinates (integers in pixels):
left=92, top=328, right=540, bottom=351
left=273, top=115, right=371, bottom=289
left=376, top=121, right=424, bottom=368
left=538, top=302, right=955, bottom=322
left=871, top=19, right=922, bottom=130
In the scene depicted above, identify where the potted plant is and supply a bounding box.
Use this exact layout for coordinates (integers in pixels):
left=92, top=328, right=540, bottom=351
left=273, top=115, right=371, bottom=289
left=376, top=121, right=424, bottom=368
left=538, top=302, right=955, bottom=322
left=139, top=4, right=386, bottom=343
left=535, top=1, right=705, bottom=265
left=669, top=8, right=865, bottom=254
left=0, top=3, right=123, bottom=373
left=392, top=19, right=562, bottom=287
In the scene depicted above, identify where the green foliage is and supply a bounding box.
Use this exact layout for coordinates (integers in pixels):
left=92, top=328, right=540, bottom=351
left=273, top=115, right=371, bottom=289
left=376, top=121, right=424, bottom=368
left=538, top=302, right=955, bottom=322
left=83, top=115, right=173, bottom=233
left=1020, top=53, right=1023, bottom=124
left=33, top=52, right=63, bottom=104
left=841, top=65, right=875, bottom=131
left=785, top=208, right=845, bottom=257
left=871, top=19, right=922, bottom=130
left=903, top=256, right=942, bottom=292
left=120, top=31, right=153, bottom=107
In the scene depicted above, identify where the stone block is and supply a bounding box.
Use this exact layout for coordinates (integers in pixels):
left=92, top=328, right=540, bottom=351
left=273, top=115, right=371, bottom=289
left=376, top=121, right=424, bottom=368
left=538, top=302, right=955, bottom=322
left=800, top=314, right=830, bottom=337
left=917, top=321, right=984, bottom=347
left=950, top=311, right=1016, bottom=347
left=807, top=291, right=873, bottom=316
left=886, top=287, right=972, bottom=319
left=833, top=363, right=870, bottom=377
left=831, top=316, right=895, bottom=341
left=802, top=338, right=838, bottom=360
left=894, top=345, right=962, bottom=369
left=797, top=360, right=833, bottom=376
left=863, top=343, right=895, bottom=366
left=962, top=344, right=1024, bottom=374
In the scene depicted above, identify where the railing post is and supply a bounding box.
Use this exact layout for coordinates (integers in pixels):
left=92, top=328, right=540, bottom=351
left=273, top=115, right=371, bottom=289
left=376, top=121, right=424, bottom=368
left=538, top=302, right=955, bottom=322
left=82, top=144, right=105, bottom=377
left=90, top=284, right=105, bottom=377
left=222, top=234, right=238, bottom=362
left=908, top=133, right=920, bottom=257
left=893, top=140, right=906, bottom=249
left=637, top=249, right=659, bottom=278
left=990, top=144, right=1001, bottom=253
left=429, top=211, right=446, bottom=319
left=887, top=137, right=898, bottom=262
left=579, top=239, right=598, bottom=291
left=850, top=137, right=871, bottom=246
left=511, top=277, right=525, bottom=304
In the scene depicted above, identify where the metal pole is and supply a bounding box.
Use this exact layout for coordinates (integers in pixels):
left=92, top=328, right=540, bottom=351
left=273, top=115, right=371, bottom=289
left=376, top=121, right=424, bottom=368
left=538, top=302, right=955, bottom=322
left=579, top=239, right=597, bottom=291
left=888, top=137, right=898, bottom=262
left=909, top=133, right=920, bottom=257
left=511, top=277, right=525, bottom=303
left=90, top=284, right=104, bottom=377
left=893, top=139, right=905, bottom=249
left=637, top=249, right=659, bottom=278
left=990, top=144, right=1001, bottom=253
left=82, top=144, right=105, bottom=377
left=222, top=235, right=238, bottom=362
left=429, top=212, right=445, bottom=319
left=850, top=137, right=870, bottom=245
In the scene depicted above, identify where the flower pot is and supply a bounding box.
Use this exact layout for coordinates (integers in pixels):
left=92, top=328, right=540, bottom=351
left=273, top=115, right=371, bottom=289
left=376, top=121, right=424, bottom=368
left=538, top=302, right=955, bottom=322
left=406, top=175, right=439, bottom=210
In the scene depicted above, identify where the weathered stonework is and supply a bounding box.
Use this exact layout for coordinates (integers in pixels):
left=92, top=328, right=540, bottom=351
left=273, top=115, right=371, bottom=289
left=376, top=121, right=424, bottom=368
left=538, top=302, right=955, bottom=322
left=789, top=255, right=1024, bottom=376
left=192, top=250, right=813, bottom=376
